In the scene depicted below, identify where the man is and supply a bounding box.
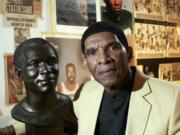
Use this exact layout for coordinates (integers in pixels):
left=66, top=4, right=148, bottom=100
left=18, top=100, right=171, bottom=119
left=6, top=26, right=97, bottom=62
left=101, top=0, right=133, bottom=35
left=57, top=63, right=80, bottom=100
left=73, top=21, right=180, bottom=135
left=9, top=38, right=77, bottom=135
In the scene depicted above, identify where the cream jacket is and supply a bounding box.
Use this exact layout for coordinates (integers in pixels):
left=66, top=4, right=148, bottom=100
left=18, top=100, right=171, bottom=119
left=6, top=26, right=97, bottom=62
left=73, top=70, right=180, bottom=135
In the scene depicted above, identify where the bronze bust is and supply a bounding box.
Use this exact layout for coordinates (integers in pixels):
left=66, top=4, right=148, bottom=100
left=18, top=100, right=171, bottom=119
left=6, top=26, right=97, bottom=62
left=11, top=38, right=77, bottom=135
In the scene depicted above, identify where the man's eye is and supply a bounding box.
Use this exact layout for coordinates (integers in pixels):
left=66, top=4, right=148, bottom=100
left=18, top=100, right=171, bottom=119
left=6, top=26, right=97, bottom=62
left=85, top=49, right=96, bottom=57
left=109, top=44, right=120, bottom=51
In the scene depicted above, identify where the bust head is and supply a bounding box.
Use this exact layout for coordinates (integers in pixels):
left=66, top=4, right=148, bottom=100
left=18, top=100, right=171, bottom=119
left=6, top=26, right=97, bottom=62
left=13, top=38, right=59, bottom=95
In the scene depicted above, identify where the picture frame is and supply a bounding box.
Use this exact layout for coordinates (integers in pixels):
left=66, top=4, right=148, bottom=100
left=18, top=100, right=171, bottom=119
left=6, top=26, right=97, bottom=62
left=159, top=63, right=172, bottom=81
left=4, top=53, right=25, bottom=105
left=42, top=32, right=92, bottom=99
left=49, top=0, right=98, bottom=33
left=134, top=0, right=165, bottom=21
left=99, top=0, right=134, bottom=35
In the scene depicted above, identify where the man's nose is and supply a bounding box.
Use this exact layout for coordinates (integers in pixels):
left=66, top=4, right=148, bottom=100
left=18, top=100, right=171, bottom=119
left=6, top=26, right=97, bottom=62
left=114, top=0, right=120, bottom=5
left=97, top=49, right=110, bottom=65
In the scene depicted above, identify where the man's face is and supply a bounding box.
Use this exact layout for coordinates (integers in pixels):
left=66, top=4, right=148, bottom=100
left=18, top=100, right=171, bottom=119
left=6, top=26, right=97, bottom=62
left=66, top=65, right=76, bottom=83
left=20, top=45, right=59, bottom=94
left=84, top=32, right=129, bottom=91
left=107, top=0, right=122, bottom=13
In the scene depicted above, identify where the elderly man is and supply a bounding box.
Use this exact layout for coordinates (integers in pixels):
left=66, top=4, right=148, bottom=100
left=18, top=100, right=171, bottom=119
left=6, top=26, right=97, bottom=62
left=73, top=21, right=180, bottom=135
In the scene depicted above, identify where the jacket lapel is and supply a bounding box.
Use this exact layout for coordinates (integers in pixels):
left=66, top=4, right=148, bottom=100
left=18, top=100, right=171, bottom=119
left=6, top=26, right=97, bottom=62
left=126, top=70, right=152, bottom=135
left=89, top=82, right=104, bottom=134
left=77, top=81, right=104, bottom=135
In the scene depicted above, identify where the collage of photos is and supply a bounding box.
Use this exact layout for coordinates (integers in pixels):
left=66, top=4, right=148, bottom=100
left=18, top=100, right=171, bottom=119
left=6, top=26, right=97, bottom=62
left=134, top=22, right=167, bottom=58
left=134, top=0, right=165, bottom=21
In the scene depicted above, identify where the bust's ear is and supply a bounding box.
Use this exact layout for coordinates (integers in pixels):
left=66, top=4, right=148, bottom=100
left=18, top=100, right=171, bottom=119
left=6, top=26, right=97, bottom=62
left=15, top=68, right=23, bottom=80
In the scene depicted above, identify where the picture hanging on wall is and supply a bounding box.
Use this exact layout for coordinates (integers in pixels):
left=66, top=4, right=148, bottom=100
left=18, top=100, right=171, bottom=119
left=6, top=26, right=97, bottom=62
left=134, top=0, right=165, bottom=21
left=56, top=0, right=96, bottom=27
left=14, top=27, right=30, bottom=47
left=166, top=26, right=180, bottom=58
left=42, top=32, right=92, bottom=100
left=165, top=0, right=180, bottom=23
left=4, top=0, right=38, bottom=28
left=100, top=0, right=134, bottom=35
left=135, top=23, right=167, bottom=59
left=172, top=63, right=180, bottom=83
left=159, top=63, right=172, bottom=81
left=4, top=53, right=26, bottom=105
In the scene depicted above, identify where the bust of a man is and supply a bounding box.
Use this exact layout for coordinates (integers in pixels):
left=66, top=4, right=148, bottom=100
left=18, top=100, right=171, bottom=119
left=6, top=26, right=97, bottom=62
left=11, top=38, right=77, bottom=135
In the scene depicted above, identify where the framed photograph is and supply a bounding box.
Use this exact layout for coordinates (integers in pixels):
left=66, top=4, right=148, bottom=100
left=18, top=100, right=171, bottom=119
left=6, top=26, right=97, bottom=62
left=134, top=0, right=165, bottom=21
left=134, top=22, right=149, bottom=58
left=159, top=63, right=172, bottom=81
left=4, top=53, right=25, bottom=105
left=143, top=64, right=159, bottom=78
left=172, top=63, right=180, bottom=82
left=147, top=24, right=166, bottom=58
left=165, top=0, right=180, bottom=23
left=100, top=0, right=133, bottom=35
left=166, top=26, right=180, bottom=57
left=42, top=32, right=91, bottom=100
left=14, top=27, right=30, bottom=46
left=4, top=0, right=37, bottom=28
left=55, top=0, right=96, bottom=27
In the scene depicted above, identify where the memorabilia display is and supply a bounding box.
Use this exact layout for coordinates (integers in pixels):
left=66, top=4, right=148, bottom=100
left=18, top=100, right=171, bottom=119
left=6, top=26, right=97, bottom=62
left=166, top=0, right=180, bottom=23
left=42, top=33, right=91, bottom=99
left=134, top=0, right=165, bottom=21
left=159, top=63, right=172, bottom=81
left=166, top=26, right=180, bottom=57
left=56, top=0, right=96, bottom=26
left=4, top=53, right=25, bottom=105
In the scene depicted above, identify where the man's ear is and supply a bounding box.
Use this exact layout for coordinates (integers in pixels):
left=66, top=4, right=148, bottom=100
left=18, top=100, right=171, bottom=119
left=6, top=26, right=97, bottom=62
left=15, top=68, right=23, bottom=80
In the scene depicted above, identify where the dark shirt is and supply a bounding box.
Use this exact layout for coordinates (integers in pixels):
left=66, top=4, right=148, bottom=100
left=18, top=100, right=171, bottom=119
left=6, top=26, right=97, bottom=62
left=95, top=68, right=135, bottom=135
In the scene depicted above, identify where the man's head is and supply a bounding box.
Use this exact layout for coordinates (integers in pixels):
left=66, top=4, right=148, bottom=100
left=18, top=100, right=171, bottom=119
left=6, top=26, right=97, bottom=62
left=81, top=22, right=130, bottom=92
left=66, top=63, right=76, bottom=83
left=104, top=0, right=123, bottom=14
left=13, top=38, right=59, bottom=95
